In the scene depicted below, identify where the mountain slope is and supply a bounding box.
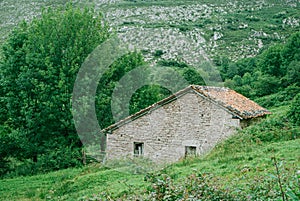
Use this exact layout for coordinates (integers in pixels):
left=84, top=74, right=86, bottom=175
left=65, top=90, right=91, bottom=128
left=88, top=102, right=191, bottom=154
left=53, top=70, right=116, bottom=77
left=1, top=0, right=299, bottom=62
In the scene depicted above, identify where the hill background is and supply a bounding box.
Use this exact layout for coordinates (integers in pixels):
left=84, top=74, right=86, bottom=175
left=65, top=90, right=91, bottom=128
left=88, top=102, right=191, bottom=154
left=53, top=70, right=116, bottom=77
left=1, top=0, right=300, bottom=61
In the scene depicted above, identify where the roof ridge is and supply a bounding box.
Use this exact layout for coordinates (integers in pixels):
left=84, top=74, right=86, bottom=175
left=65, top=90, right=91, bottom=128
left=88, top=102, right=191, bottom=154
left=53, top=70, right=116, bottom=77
left=102, top=85, right=271, bottom=133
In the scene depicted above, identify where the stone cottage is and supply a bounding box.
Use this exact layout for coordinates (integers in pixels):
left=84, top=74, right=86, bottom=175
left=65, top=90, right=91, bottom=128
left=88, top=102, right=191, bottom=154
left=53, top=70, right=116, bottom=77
left=103, top=85, right=271, bottom=164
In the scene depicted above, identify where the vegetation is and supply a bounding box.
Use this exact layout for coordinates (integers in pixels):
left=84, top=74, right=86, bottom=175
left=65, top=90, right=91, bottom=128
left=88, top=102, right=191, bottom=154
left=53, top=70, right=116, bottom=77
left=222, top=32, right=300, bottom=104
left=1, top=0, right=300, bottom=61
left=0, top=5, right=153, bottom=177
left=0, top=0, right=299, bottom=200
left=0, top=2, right=205, bottom=177
left=288, top=93, right=300, bottom=126
left=103, top=0, right=300, bottom=62
left=0, top=107, right=299, bottom=200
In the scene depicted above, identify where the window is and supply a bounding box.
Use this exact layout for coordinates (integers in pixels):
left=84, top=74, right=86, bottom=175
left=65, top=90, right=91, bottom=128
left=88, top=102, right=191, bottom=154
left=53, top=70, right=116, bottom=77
left=134, top=142, right=144, bottom=156
left=185, top=146, right=196, bottom=157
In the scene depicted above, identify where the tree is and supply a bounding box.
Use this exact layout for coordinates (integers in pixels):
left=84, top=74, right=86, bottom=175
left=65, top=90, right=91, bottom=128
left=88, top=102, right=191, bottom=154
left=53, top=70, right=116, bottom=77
left=129, top=85, right=171, bottom=115
left=232, top=75, right=242, bottom=86
left=96, top=52, right=145, bottom=129
left=236, top=57, right=257, bottom=76
left=242, top=72, right=253, bottom=86
left=287, top=93, right=300, bottom=126
left=181, top=68, right=205, bottom=85
left=285, top=60, right=300, bottom=86
left=226, top=62, right=239, bottom=79
left=0, top=5, right=109, bottom=167
left=283, top=32, right=300, bottom=63
left=258, top=44, right=285, bottom=77
left=253, top=74, right=281, bottom=96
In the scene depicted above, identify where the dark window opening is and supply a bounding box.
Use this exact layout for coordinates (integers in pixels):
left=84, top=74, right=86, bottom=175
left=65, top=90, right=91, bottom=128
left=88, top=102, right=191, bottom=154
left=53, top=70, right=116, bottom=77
left=185, top=146, right=196, bottom=157
left=134, top=142, right=144, bottom=156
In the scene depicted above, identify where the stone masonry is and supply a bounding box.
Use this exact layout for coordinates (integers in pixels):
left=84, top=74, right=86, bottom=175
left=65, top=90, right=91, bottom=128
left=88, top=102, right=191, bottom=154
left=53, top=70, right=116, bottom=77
left=105, top=90, right=240, bottom=164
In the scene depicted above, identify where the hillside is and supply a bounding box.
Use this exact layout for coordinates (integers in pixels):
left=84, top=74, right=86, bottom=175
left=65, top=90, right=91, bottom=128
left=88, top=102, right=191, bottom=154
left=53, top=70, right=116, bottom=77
left=1, top=0, right=300, bottom=62
left=0, top=106, right=299, bottom=200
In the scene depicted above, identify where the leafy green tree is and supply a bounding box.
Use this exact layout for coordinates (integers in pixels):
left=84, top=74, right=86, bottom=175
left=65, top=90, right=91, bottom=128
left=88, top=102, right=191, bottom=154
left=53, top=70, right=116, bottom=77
left=214, top=56, right=230, bottom=80
left=181, top=68, right=205, bottom=85
left=283, top=32, right=300, bottom=63
left=284, top=60, right=300, bottom=86
left=258, top=44, right=285, bottom=77
left=0, top=5, right=109, bottom=167
left=224, top=79, right=235, bottom=89
left=129, top=85, right=171, bottom=115
left=288, top=93, right=300, bottom=126
left=236, top=57, right=257, bottom=76
left=253, top=74, right=281, bottom=96
left=242, top=72, right=253, bottom=85
left=0, top=126, right=26, bottom=175
left=158, top=59, right=207, bottom=85
left=232, top=75, right=242, bottom=86
left=226, top=62, right=239, bottom=79
left=96, top=52, right=145, bottom=129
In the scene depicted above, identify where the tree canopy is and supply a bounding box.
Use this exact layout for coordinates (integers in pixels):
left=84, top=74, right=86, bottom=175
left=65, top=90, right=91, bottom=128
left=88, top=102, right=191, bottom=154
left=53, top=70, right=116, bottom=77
left=0, top=4, right=174, bottom=176
left=222, top=32, right=300, bottom=102
left=0, top=5, right=111, bottom=173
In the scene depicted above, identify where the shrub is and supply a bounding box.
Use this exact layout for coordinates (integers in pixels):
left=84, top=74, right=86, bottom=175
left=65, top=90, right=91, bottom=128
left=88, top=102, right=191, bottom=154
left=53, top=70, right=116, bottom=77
left=153, top=49, right=164, bottom=57
left=288, top=93, right=300, bottom=126
left=158, top=59, right=189, bottom=68
left=144, top=172, right=237, bottom=200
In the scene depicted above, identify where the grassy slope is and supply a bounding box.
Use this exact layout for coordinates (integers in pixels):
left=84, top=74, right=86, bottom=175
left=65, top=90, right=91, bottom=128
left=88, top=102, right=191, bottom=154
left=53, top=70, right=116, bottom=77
left=0, top=106, right=299, bottom=200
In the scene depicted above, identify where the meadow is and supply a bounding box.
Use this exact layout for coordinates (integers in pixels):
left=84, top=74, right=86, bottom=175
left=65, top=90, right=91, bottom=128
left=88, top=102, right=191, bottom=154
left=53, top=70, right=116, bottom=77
left=0, top=106, right=299, bottom=200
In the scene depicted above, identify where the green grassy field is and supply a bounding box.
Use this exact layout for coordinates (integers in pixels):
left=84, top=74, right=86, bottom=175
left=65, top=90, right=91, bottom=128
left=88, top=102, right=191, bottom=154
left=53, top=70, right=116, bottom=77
left=0, top=106, right=299, bottom=200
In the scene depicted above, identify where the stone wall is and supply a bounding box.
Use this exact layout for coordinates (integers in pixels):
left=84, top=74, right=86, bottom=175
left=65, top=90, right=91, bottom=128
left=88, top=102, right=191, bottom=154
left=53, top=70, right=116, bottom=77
left=106, top=91, right=240, bottom=164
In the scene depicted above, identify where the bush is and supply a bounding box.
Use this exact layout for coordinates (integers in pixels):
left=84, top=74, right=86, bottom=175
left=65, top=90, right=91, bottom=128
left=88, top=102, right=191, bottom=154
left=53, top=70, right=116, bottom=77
left=153, top=49, right=164, bottom=57
left=36, top=146, right=83, bottom=172
left=242, top=157, right=300, bottom=201
left=158, top=59, right=189, bottom=68
left=288, top=93, right=300, bottom=126
left=255, top=85, right=300, bottom=108
left=144, top=172, right=236, bottom=200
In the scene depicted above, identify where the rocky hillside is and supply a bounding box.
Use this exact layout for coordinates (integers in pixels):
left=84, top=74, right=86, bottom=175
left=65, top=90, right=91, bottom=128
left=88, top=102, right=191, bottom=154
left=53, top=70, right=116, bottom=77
left=1, top=0, right=299, bottom=64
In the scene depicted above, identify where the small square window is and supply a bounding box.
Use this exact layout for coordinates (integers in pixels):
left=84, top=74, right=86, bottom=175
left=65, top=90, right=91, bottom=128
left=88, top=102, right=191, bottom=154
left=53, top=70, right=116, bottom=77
left=185, top=146, right=196, bottom=157
left=134, top=142, right=144, bottom=156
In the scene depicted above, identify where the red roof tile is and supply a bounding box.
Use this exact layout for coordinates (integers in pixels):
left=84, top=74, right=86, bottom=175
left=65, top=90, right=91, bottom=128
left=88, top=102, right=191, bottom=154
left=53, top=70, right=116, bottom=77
left=191, top=85, right=271, bottom=119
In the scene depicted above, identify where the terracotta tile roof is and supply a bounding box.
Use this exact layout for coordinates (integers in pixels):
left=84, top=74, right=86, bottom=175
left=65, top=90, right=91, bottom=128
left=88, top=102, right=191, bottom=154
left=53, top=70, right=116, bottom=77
left=191, top=85, right=271, bottom=119
left=102, top=85, right=271, bottom=132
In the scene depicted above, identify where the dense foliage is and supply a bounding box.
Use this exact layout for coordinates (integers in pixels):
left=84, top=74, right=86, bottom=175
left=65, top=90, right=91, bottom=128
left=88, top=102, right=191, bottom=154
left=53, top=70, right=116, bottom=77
left=288, top=93, right=300, bottom=126
left=220, top=32, right=300, bottom=105
left=0, top=5, right=112, bottom=175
